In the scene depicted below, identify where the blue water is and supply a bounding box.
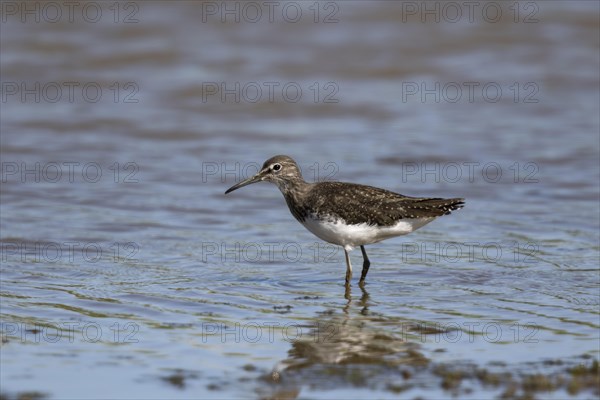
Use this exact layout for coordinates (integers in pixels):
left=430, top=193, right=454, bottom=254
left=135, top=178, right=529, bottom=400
left=1, top=2, right=599, bottom=399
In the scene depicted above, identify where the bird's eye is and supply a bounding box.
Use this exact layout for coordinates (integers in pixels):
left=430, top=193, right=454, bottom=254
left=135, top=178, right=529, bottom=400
left=272, top=164, right=282, bottom=172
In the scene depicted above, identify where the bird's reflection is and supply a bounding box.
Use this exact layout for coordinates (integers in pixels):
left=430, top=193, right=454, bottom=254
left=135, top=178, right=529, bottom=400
left=343, top=283, right=370, bottom=315
left=258, top=285, right=429, bottom=399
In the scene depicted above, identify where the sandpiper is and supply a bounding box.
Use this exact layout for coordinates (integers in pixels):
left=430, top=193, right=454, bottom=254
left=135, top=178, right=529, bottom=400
left=225, top=155, right=464, bottom=286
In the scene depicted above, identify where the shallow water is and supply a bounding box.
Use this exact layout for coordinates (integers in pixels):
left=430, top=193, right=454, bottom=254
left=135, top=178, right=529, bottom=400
left=1, top=1, right=599, bottom=399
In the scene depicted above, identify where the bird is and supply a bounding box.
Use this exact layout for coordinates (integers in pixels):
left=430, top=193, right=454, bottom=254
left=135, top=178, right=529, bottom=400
left=224, top=155, right=464, bottom=286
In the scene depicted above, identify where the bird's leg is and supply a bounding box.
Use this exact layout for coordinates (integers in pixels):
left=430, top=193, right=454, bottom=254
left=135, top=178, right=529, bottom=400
left=344, top=248, right=352, bottom=286
left=359, top=246, right=370, bottom=286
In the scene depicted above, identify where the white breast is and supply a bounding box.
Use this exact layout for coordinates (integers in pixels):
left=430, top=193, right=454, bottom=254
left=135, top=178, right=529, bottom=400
left=301, top=215, right=433, bottom=251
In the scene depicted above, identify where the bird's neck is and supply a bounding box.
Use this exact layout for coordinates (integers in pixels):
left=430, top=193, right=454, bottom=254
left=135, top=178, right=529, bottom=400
left=274, top=176, right=309, bottom=195
left=276, top=177, right=312, bottom=221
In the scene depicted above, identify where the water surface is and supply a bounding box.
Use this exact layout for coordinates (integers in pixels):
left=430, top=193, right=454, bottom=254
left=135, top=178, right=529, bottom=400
left=1, top=2, right=599, bottom=399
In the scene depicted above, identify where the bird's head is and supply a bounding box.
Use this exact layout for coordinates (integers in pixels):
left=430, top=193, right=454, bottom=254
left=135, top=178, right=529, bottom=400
left=224, top=155, right=303, bottom=194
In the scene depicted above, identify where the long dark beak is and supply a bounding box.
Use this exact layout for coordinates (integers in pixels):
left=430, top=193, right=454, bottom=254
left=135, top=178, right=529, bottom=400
left=224, top=170, right=266, bottom=194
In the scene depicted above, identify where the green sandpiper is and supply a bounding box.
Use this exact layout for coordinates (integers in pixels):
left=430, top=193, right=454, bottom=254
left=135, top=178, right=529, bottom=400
left=225, top=155, right=464, bottom=286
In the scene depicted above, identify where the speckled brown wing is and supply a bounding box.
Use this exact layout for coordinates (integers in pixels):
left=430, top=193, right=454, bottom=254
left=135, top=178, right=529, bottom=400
left=304, top=182, right=464, bottom=226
